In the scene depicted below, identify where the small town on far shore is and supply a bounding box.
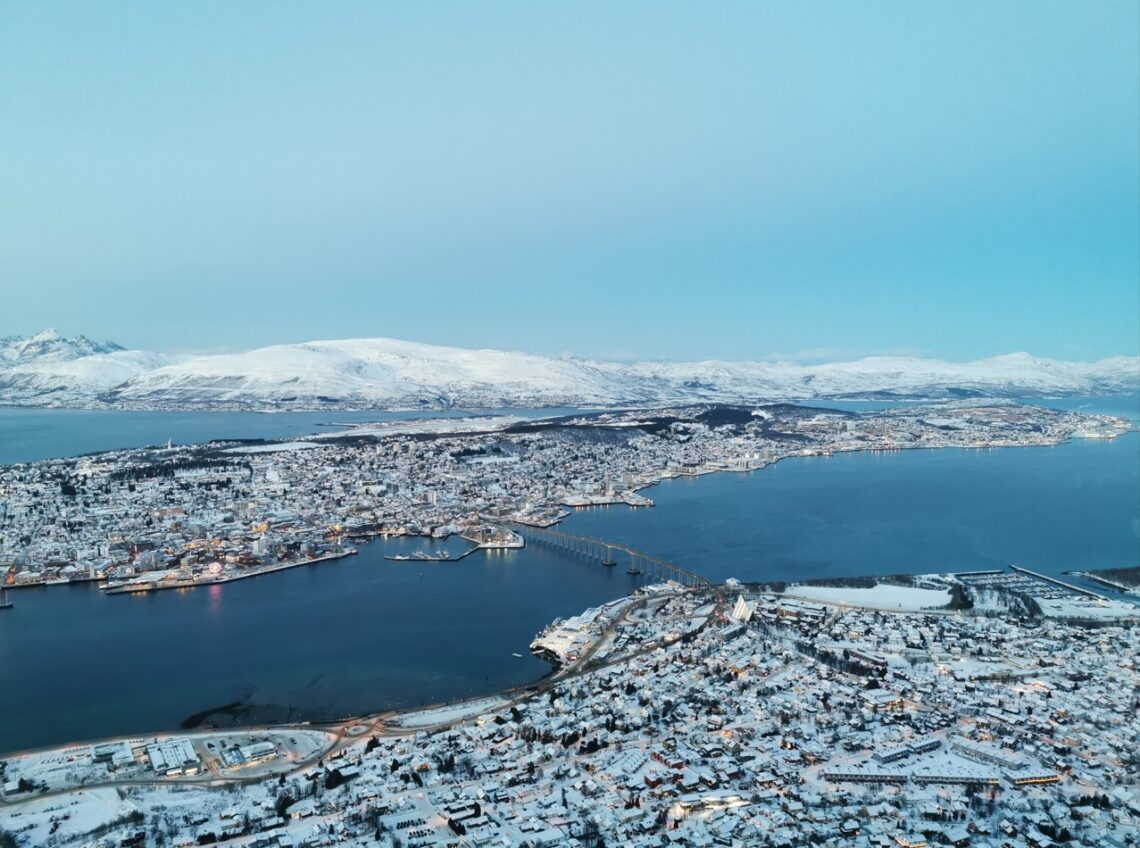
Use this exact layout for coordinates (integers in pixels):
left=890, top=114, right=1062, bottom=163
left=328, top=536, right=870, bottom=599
left=0, top=402, right=1130, bottom=595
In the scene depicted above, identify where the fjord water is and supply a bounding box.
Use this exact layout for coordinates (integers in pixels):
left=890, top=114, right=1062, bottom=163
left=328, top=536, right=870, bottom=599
left=0, top=537, right=637, bottom=754
left=0, top=396, right=1137, bottom=753
left=0, top=406, right=592, bottom=466
left=565, top=431, right=1140, bottom=583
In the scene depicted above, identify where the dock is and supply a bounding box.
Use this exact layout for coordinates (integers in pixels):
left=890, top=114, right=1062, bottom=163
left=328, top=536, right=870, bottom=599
left=1007, top=565, right=1110, bottom=601
left=103, top=549, right=357, bottom=595
left=384, top=547, right=478, bottom=563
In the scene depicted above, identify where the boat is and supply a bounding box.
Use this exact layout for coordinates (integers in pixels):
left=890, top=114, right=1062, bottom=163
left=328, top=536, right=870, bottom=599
left=627, top=566, right=642, bottom=575
left=512, top=652, right=524, bottom=658
left=0, top=589, right=12, bottom=610
left=602, top=559, right=617, bottom=567
left=384, top=550, right=455, bottom=562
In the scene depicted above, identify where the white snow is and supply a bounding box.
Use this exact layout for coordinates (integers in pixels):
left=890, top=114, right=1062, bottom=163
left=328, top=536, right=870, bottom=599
left=786, top=584, right=953, bottom=611
left=389, top=696, right=511, bottom=728
left=1036, top=596, right=1138, bottom=620
left=223, top=441, right=320, bottom=454
left=2, top=329, right=1137, bottom=408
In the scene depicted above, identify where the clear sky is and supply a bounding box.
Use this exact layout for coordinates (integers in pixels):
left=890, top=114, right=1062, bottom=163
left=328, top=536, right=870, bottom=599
left=1, top=2, right=1137, bottom=362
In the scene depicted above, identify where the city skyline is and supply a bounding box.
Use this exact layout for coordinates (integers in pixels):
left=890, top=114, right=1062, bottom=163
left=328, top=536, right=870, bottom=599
left=1, top=2, right=1137, bottom=361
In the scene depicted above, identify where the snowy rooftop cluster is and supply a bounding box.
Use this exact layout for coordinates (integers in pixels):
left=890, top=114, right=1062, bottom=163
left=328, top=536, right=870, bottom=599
left=1, top=403, right=1127, bottom=590
left=2, top=581, right=1138, bottom=848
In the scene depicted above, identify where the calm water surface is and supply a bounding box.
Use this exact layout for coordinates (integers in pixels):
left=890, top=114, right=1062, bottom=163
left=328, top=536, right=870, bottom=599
left=0, top=537, right=640, bottom=753
left=0, top=406, right=592, bottom=466
left=0, top=396, right=1136, bottom=753
left=565, top=432, right=1140, bottom=583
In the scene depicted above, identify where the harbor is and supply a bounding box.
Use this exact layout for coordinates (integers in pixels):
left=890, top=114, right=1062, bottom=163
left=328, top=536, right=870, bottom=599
left=101, top=548, right=358, bottom=595
left=384, top=547, right=477, bottom=563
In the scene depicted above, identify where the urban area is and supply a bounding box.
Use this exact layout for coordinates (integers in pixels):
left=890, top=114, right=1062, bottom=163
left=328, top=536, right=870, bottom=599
left=0, top=402, right=1129, bottom=592
left=1, top=402, right=1137, bottom=847
left=1, top=561, right=1138, bottom=847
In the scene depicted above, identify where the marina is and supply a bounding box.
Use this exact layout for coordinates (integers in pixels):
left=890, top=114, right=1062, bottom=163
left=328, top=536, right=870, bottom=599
left=384, top=547, right=477, bottom=562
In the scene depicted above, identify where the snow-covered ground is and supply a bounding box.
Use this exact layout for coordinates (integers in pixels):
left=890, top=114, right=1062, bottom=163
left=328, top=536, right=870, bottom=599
left=387, top=696, right=511, bottom=729
left=786, top=584, right=953, bottom=610
left=315, top=415, right=524, bottom=439
left=1036, top=596, right=1139, bottom=619
left=0, top=788, right=138, bottom=846
left=224, top=441, right=320, bottom=454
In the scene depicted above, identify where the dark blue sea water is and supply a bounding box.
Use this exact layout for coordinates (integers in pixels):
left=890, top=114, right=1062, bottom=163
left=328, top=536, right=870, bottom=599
left=564, top=432, right=1140, bottom=583
left=0, top=406, right=592, bottom=466
left=0, top=396, right=1136, bottom=754
left=0, top=537, right=639, bottom=754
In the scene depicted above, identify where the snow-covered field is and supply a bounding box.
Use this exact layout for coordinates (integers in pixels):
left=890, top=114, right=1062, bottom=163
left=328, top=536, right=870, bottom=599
left=1037, top=596, right=1139, bottom=620
left=786, top=584, right=953, bottom=611
left=224, top=441, right=320, bottom=454
left=388, top=696, right=511, bottom=729
left=316, top=415, right=524, bottom=439
left=0, top=788, right=139, bottom=846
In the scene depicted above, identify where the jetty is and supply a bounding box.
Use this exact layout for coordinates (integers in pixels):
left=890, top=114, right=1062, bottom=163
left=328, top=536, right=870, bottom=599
left=384, top=547, right=477, bottom=563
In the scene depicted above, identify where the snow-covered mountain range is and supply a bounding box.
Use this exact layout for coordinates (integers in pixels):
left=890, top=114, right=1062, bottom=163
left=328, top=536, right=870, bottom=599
left=0, top=330, right=1136, bottom=410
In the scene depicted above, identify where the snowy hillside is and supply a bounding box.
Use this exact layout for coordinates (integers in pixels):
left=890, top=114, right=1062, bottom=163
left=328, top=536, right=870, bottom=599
left=0, top=331, right=183, bottom=405
left=0, top=328, right=123, bottom=365
left=0, top=330, right=1136, bottom=409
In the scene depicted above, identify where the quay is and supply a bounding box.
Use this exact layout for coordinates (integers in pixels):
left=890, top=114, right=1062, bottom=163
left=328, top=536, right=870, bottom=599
left=1068, top=570, right=1140, bottom=596
left=102, top=549, right=358, bottom=595
left=384, top=547, right=478, bottom=563
left=3, top=574, right=103, bottom=590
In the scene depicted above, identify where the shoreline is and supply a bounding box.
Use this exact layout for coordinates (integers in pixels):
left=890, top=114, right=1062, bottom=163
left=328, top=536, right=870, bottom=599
left=100, top=548, right=358, bottom=595
left=5, top=426, right=1130, bottom=593
left=1, top=414, right=1135, bottom=760
left=3, top=559, right=1136, bottom=763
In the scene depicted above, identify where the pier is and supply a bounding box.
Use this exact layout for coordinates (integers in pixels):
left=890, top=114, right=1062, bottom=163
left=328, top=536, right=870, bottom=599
left=1008, top=564, right=1111, bottom=601
left=103, top=549, right=358, bottom=595
left=514, top=525, right=716, bottom=594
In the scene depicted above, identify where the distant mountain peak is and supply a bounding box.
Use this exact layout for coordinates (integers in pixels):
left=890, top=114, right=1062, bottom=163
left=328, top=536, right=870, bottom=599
left=0, top=329, right=125, bottom=365
left=0, top=332, right=1136, bottom=410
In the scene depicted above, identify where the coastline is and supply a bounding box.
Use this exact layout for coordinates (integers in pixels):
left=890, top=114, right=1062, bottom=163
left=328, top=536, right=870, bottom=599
left=100, top=548, right=358, bottom=595
left=1, top=409, right=1136, bottom=758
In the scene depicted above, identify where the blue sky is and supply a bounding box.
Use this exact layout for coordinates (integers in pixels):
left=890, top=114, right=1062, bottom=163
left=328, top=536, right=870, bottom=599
left=1, top=2, right=1137, bottom=362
